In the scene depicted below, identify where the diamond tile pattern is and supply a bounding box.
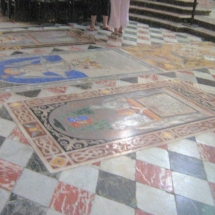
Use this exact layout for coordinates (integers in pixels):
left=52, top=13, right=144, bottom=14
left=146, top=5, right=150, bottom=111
left=1, top=16, right=215, bottom=215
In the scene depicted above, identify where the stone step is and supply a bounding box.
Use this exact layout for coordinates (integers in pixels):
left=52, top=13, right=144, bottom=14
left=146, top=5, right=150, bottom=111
left=194, top=15, right=215, bottom=31
left=150, top=0, right=196, bottom=7
left=130, top=0, right=210, bottom=15
left=129, top=5, right=191, bottom=23
left=129, top=13, right=215, bottom=42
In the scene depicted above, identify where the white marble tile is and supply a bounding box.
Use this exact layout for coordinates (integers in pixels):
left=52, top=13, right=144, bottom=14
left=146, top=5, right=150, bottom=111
left=193, top=71, right=214, bottom=80
left=168, top=139, right=201, bottom=159
left=37, top=89, right=58, bottom=97
left=137, top=23, right=149, bottom=28
left=208, top=68, right=215, bottom=75
left=59, top=165, right=99, bottom=193
left=150, top=38, right=165, bottom=44
left=13, top=169, right=58, bottom=207
left=11, top=28, right=26, bottom=32
left=7, top=93, right=28, bottom=102
left=195, top=131, right=215, bottom=147
left=0, top=139, right=33, bottom=167
left=163, top=38, right=178, bottom=43
left=46, top=209, right=65, bottom=215
left=136, top=39, right=151, bottom=45
left=0, top=118, right=16, bottom=137
left=116, top=80, right=132, bottom=86
left=122, top=40, right=137, bottom=46
left=136, top=183, right=177, bottom=215
left=172, top=172, right=214, bottom=206
left=198, top=84, right=215, bottom=95
left=100, top=155, right=136, bottom=181
left=90, top=195, right=135, bottom=215
left=106, top=38, right=123, bottom=47
left=203, top=161, right=215, bottom=183
left=136, top=147, right=170, bottom=169
left=176, top=73, right=198, bottom=83
left=0, top=188, right=10, bottom=212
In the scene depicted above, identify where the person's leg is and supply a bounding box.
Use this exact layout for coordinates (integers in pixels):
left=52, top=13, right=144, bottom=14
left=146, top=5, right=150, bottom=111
left=90, top=15, right=97, bottom=28
left=87, top=0, right=98, bottom=30
left=101, top=0, right=112, bottom=30
left=119, top=0, right=130, bottom=30
left=109, top=0, right=121, bottom=32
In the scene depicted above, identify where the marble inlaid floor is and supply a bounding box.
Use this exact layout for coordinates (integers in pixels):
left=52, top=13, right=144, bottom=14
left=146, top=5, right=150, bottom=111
left=0, top=27, right=94, bottom=50
left=0, top=15, right=215, bottom=215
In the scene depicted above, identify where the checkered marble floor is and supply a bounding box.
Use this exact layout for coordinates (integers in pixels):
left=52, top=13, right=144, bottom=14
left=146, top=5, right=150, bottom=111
left=0, top=75, right=215, bottom=215
left=0, top=17, right=215, bottom=215
left=72, top=21, right=203, bottom=47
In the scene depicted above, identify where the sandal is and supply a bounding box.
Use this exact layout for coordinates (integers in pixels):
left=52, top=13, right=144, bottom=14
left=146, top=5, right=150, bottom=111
left=87, top=26, right=96, bottom=31
left=118, top=32, right=123, bottom=37
left=101, top=26, right=113, bottom=32
left=109, top=32, right=118, bottom=39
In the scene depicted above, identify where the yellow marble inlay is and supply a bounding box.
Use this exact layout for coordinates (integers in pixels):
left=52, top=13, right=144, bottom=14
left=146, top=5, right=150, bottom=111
left=162, top=131, right=174, bottom=139
left=101, top=89, right=111, bottom=94
left=123, top=42, right=215, bottom=71
left=9, top=102, right=22, bottom=108
left=51, top=157, right=67, bottom=167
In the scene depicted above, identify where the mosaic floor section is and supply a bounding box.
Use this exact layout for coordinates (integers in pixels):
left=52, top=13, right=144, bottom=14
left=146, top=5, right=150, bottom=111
left=4, top=80, right=215, bottom=172
left=0, top=48, right=159, bottom=91
left=0, top=17, right=215, bottom=215
left=122, top=42, right=215, bottom=71
left=0, top=28, right=94, bottom=50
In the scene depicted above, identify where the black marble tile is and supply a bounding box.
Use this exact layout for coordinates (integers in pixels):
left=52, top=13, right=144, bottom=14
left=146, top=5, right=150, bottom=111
left=75, top=82, right=92, bottom=89
left=150, top=35, right=164, bottom=40
left=88, top=45, right=102, bottom=49
left=26, top=152, right=59, bottom=179
left=16, top=90, right=41, bottom=98
left=175, top=34, right=187, bottom=38
left=186, top=136, right=196, bottom=142
left=194, top=68, right=210, bottom=74
left=0, top=136, right=6, bottom=147
left=120, top=77, right=138, bottom=83
left=196, top=77, right=215, bottom=87
left=176, top=195, right=215, bottom=215
left=126, top=152, right=136, bottom=160
left=96, top=170, right=136, bottom=208
left=0, top=106, right=13, bottom=121
left=149, top=29, right=162, bottom=34
left=0, top=193, right=47, bottom=215
left=124, top=30, right=137, bottom=35
left=11, top=51, right=26, bottom=55
left=52, top=48, right=66, bottom=52
left=127, top=25, right=137, bottom=30
left=0, top=81, right=20, bottom=89
left=169, top=151, right=207, bottom=180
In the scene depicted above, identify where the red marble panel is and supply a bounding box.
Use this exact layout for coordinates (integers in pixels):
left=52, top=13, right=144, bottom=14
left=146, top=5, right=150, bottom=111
left=0, top=159, right=23, bottom=191
left=50, top=182, right=94, bottom=215
left=136, top=160, right=173, bottom=193
left=95, top=80, right=116, bottom=87
left=47, top=86, right=68, bottom=94
left=136, top=209, right=154, bottom=215
left=8, top=127, right=29, bottom=145
left=209, top=182, right=215, bottom=205
left=198, top=144, right=215, bottom=163
left=92, top=161, right=101, bottom=167
left=157, top=144, right=168, bottom=150
left=0, top=93, right=12, bottom=102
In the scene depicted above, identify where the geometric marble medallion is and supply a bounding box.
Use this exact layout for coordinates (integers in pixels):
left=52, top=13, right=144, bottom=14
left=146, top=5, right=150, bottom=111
left=4, top=80, right=215, bottom=172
